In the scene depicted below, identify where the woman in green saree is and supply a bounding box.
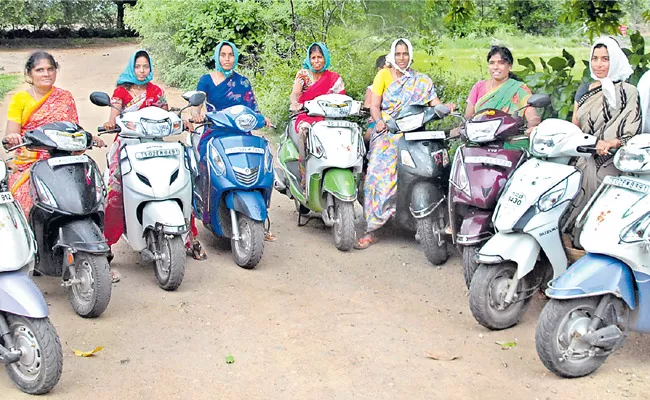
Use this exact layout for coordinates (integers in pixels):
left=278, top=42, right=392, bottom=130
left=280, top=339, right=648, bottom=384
left=466, top=46, right=540, bottom=138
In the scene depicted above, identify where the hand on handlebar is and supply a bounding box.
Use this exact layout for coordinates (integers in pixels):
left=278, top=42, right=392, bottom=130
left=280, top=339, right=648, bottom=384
left=103, top=121, right=116, bottom=130
left=3, top=133, right=22, bottom=148
left=445, top=103, right=457, bottom=113
left=289, top=101, right=302, bottom=113
left=375, top=119, right=387, bottom=134
left=92, top=135, right=107, bottom=148
left=596, top=139, right=620, bottom=156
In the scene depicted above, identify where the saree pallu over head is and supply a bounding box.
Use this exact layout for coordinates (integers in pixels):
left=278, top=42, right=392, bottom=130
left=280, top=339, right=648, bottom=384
left=295, top=70, right=345, bottom=130
left=475, top=78, right=531, bottom=114
left=379, top=70, right=436, bottom=125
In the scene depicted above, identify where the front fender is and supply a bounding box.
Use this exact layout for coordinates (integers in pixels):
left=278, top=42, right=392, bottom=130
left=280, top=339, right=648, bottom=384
left=59, top=219, right=109, bottom=254
left=457, top=209, right=493, bottom=244
left=225, top=191, right=268, bottom=222
left=477, top=232, right=540, bottom=279
left=142, top=200, right=188, bottom=234
left=546, top=253, right=636, bottom=308
left=0, top=271, right=48, bottom=318
left=410, top=181, right=443, bottom=218
left=322, top=168, right=357, bottom=201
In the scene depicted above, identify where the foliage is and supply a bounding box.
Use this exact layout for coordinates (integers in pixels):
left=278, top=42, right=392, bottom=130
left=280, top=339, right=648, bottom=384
left=443, top=0, right=477, bottom=38
left=0, top=73, right=21, bottom=99
left=560, top=0, right=624, bottom=40
left=623, top=31, right=650, bottom=85
left=0, top=0, right=116, bottom=30
left=506, top=0, right=564, bottom=36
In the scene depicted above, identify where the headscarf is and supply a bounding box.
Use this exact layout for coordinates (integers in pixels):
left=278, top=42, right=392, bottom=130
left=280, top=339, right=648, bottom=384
left=385, top=38, right=413, bottom=75
left=590, top=36, right=633, bottom=110
left=116, top=49, right=154, bottom=85
left=302, top=42, right=330, bottom=73
left=213, top=41, right=239, bottom=78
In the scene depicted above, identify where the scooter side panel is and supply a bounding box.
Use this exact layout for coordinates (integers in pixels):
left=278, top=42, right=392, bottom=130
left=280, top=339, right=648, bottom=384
left=546, top=253, right=636, bottom=309
left=225, top=191, right=268, bottom=222
left=631, top=269, right=650, bottom=332
left=59, top=219, right=109, bottom=253
left=0, top=271, right=48, bottom=318
left=322, top=168, right=357, bottom=201
left=0, top=204, right=35, bottom=272
left=477, top=232, right=540, bottom=279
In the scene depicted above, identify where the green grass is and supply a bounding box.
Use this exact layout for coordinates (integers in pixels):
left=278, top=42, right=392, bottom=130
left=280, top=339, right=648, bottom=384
left=413, top=32, right=592, bottom=82
left=0, top=74, right=21, bottom=99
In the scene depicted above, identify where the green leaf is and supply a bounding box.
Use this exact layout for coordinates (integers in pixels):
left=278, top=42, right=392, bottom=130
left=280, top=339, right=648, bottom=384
left=495, top=341, right=516, bottom=350
left=547, top=57, right=567, bottom=71
left=562, top=49, right=575, bottom=68
left=226, top=355, right=235, bottom=364
left=517, top=57, right=535, bottom=72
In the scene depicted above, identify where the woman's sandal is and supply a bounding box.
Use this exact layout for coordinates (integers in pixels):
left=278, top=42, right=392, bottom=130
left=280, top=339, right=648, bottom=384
left=264, top=231, right=277, bottom=242
left=354, top=234, right=378, bottom=250
left=189, top=240, right=207, bottom=261
left=110, top=269, right=120, bottom=283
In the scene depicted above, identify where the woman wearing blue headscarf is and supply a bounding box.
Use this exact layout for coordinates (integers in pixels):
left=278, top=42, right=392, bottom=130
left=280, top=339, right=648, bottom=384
left=191, top=41, right=271, bottom=127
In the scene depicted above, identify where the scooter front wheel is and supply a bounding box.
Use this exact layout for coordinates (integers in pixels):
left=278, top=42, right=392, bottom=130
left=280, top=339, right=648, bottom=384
left=416, top=216, right=448, bottom=265
left=462, top=245, right=481, bottom=289
left=4, top=314, right=63, bottom=394
left=67, top=253, right=112, bottom=318
left=232, top=214, right=264, bottom=269
left=332, top=199, right=355, bottom=251
left=152, top=235, right=185, bottom=291
left=468, top=262, right=532, bottom=330
left=536, top=297, right=617, bottom=378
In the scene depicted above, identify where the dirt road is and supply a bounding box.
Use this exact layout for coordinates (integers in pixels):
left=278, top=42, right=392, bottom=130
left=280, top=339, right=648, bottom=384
left=0, top=43, right=648, bottom=399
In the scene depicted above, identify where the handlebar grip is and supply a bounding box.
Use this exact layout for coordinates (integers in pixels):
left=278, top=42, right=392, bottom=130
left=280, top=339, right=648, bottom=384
left=97, top=126, right=106, bottom=132
left=577, top=145, right=597, bottom=153
left=1, top=138, right=7, bottom=145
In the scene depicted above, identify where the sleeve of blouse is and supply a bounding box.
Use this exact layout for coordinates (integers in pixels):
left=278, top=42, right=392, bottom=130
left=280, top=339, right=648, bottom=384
left=111, top=86, right=128, bottom=108
left=197, top=75, right=209, bottom=93
left=154, top=85, right=168, bottom=107
left=6, top=93, right=23, bottom=124
left=66, top=92, right=79, bottom=124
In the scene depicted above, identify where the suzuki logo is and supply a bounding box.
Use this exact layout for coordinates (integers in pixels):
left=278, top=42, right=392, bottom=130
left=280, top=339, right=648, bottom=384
left=244, top=168, right=251, bottom=174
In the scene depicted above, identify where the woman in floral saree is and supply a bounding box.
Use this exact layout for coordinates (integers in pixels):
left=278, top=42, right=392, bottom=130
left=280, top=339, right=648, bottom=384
left=5, top=51, right=80, bottom=215
left=355, top=38, right=453, bottom=249
left=565, top=37, right=641, bottom=244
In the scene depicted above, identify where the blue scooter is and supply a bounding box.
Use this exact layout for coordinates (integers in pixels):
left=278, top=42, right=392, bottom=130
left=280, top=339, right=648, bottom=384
left=535, top=134, right=650, bottom=378
left=186, top=102, right=273, bottom=269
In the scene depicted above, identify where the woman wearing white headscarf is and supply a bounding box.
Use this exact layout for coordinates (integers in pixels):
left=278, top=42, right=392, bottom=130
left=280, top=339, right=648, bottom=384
left=566, top=36, right=641, bottom=241
left=355, top=38, right=453, bottom=249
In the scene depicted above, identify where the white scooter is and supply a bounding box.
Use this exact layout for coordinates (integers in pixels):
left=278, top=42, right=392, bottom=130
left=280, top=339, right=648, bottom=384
left=469, top=119, right=604, bottom=330
left=90, top=91, right=205, bottom=291
left=274, top=94, right=365, bottom=251
left=0, top=160, right=62, bottom=394
left=536, top=134, right=650, bottom=378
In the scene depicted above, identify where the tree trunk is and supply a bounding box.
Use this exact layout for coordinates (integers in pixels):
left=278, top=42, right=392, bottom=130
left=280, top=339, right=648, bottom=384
left=117, top=2, right=124, bottom=30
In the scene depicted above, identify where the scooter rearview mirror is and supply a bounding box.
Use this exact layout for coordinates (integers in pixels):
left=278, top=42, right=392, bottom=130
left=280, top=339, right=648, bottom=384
left=527, top=94, right=552, bottom=108
left=188, top=92, right=207, bottom=107
left=434, top=104, right=451, bottom=119
left=89, top=92, right=111, bottom=107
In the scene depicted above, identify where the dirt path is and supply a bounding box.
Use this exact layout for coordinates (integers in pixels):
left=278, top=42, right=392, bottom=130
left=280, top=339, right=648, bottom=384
left=0, top=43, right=649, bottom=400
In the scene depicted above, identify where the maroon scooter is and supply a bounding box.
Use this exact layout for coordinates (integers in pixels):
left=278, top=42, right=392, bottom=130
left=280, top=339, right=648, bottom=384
left=448, top=109, right=529, bottom=288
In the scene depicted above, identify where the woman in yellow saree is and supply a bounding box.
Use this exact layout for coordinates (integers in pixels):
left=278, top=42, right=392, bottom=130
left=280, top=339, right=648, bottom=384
left=4, top=52, right=81, bottom=216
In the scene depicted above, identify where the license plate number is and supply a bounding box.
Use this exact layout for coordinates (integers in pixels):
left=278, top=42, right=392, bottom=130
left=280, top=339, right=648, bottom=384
left=464, top=156, right=512, bottom=168
left=48, top=155, right=88, bottom=167
left=506, top=191, right=525, bottom=206
left=404, top=131, right=446, bottom=141
left=604, top=176, right=650, bottom=194
left=135, top=148, right=180, bottom=159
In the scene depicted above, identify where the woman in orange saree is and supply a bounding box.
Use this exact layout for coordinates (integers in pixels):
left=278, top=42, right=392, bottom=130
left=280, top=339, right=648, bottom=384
left=4, top=51, right=79, bottom=216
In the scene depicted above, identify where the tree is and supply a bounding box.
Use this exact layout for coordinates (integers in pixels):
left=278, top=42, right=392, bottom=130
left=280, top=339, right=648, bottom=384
left=561, top=0, right=624, bottom=40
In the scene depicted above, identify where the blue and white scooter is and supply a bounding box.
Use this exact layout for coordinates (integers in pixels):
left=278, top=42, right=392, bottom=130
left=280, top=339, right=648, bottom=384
left=186, top=100, right=273, bottom=269
left=536, top=133, right=650, bottom=378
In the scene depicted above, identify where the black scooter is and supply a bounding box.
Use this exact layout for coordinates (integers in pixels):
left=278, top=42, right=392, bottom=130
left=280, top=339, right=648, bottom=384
left=362, top=104, right=452, bottom=265
left=4, top=122, right=112, bottom=318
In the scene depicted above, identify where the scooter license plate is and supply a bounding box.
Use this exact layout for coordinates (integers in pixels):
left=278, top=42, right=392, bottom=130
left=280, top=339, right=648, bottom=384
left=135, top=148, right=181, bottom=159
left=464, top=156, right=512, bottom=168
left=505, top=190, right=526, bottom=207
left=0, top=192, right=14, bottom=204
left=604, top=176, right=650, bottom=194
left=48, top=155, right=89, bottom=167
left=404, top=131, right=446, bottom=141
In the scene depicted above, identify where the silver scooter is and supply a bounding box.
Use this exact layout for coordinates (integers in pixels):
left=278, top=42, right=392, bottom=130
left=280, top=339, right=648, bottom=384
left=0, top=158, right=63, bottom=394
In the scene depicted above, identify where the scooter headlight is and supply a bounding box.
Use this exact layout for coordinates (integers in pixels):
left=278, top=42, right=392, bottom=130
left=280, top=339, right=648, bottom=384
left=451, top=154, right=470, bottom=197
left=32, top=176, right=58, bottom=208
left=614, top=146, right=650, bottom=172
left=465, top=120, right=500, bottom=143
left=400, top=150, right=416, bottom=168
left=620, top=211, right=650, bottom=243
left=43, top=129, right=87, bottom=151
left=537, top=179, right=568, bottom=212
left=209, top=144, right=226, bottom=176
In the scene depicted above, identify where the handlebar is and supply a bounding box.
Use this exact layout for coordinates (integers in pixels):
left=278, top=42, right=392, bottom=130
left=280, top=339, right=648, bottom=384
left=97, top=126, right=121, bottom=135
left=577, top=145, right=617, bottom=156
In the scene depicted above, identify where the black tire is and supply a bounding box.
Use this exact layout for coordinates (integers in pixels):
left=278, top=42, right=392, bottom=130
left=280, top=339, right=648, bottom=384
left=67, top=253, right=112, bottom=318
left=153, top=235, right=186, bottom=291
left=294, top=199, right=310, bottom=215
left=4, top=315, right=63, bottom=394
left=469, top=262, right=532, bottom=330
left=333, top=199, right=355, bottom=251
left=536, top=297, right=615, bottom=378
left=232, top=214, right=264, bottom=269
left=462, top=245, right=481, bottom=289
left=416, top=216, right=448, bottom=265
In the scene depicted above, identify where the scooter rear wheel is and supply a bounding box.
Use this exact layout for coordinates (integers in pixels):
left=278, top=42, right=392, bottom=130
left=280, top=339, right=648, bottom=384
left=232, top=214, right=264, bottom=269
left=462, top=245, right=481, bottom=289
left=416, top=216, right=448, bottom=265
left=536, top=297, right=617, bottom=378
left=4, top=315, right=63, bottom=394
left=67, top=253, right=112, bottom=318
